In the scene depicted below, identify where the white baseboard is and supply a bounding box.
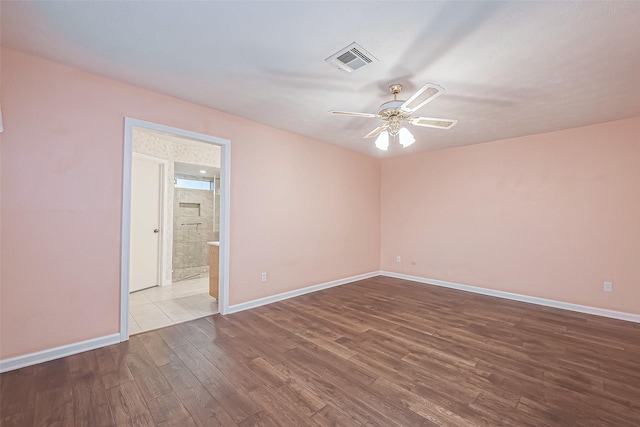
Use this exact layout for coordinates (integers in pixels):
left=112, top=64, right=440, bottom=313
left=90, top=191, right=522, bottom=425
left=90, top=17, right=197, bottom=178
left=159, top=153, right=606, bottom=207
left=228, top=271, right=380, bottom=314
left=0, top=333, right=121, bottom=373
left=380, top=271, right=640, bottom=324
left=4, top=271, right=635, bottom=374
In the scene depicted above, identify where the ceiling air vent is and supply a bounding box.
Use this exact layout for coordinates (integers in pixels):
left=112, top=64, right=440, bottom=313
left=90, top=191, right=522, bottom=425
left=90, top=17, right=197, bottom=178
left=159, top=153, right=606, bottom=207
left=325, top=42, right=377, bottom=73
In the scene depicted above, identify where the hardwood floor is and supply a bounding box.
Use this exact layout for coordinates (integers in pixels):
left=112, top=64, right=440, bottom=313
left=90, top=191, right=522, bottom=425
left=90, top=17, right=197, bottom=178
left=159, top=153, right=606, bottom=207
left=2, top=276, right=640, bottom=426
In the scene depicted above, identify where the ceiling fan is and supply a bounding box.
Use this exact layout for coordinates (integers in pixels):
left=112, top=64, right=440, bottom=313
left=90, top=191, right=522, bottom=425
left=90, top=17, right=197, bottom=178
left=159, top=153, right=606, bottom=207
left=331, top=83, right=458, bottom=150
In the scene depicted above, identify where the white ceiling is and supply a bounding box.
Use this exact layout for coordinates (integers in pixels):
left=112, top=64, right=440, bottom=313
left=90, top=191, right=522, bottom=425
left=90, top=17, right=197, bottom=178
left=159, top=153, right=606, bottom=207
left=175, top=161, right=219, bottom=181
left=3, top=1, right=640, bottom=157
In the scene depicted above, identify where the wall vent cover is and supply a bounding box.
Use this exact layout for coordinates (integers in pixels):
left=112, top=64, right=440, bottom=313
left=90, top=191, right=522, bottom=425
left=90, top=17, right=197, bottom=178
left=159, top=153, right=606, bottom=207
left=325, top=42, right=378, bottom=72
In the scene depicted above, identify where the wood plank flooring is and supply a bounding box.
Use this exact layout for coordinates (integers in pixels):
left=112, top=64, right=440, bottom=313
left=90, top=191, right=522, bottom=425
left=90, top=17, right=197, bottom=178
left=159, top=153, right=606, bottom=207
left=2, top=276, right=640, bottom=426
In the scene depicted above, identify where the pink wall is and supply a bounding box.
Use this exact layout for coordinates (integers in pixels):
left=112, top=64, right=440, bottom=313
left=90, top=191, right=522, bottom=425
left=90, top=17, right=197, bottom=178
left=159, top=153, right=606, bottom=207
left=0, top=48, right=381, bottom=359
left=2, top=45, right=637, bottom=363
left=381, top=117, right=640, bottom=314
left=230, top=125, right=381, bottom=303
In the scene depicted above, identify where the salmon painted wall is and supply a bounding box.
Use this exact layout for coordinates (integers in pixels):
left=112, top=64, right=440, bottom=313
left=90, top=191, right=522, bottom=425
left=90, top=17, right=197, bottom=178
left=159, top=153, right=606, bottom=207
left=381, top=117, right=640, bottom=314
left=0, top=48, right=381, bottom=359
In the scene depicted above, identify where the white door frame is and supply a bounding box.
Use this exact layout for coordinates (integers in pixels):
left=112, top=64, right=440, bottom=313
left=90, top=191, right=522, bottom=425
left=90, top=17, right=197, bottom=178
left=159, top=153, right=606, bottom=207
left=120, top=118, right=231, bottom=342
left=131, top=152, right=168, bottom=289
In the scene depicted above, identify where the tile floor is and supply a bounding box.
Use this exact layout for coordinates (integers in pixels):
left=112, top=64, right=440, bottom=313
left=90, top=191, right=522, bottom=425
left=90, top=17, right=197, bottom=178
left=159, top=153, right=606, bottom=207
left=129, top=275, right=218, bottom=335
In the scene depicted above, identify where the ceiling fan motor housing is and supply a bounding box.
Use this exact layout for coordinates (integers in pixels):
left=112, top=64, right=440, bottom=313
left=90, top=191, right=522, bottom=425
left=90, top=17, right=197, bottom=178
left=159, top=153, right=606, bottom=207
left=378, top=100, right=411, bottom=135
left=378, top=100, right=408, bottom=116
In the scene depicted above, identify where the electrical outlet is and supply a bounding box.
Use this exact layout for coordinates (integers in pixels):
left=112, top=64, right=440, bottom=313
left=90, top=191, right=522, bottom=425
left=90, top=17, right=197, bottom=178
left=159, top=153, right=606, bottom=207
left=396, top=256, right=401, bottom=263
left=261, top=272, right=267, bottom=282
left=603, top=281, right=613, bottom=292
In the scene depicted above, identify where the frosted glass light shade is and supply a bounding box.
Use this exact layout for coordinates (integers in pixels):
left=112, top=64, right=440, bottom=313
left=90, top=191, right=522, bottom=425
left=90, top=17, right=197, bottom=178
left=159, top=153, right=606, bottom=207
left=375, top=131, right=389, bottom=150
left=398, top=127, right=415, bottom=147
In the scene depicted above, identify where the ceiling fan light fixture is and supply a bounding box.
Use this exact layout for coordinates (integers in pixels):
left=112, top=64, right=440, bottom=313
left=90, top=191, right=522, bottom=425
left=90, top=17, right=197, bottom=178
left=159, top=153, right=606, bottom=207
left=375, top=131, right=389, bottom=150
left=330, top=82, right=457, bottom=149
left=398, top=127, right=415, bottom=148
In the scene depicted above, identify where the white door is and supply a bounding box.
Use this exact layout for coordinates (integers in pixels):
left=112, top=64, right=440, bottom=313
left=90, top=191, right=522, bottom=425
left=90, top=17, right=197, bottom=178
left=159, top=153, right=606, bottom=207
left=130, top=155, right=163, bottom=292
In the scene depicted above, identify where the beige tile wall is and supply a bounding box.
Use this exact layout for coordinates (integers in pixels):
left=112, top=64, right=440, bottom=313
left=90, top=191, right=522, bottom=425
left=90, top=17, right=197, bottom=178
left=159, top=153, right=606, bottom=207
left=172, top=188, right=215, bottom=282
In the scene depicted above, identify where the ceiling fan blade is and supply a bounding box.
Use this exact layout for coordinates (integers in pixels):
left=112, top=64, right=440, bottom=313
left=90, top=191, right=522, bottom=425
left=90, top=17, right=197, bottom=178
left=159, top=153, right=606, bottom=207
left=400, top=83, right=445, bottom=113
left=409, top=117, right=458, bottom=129
left=364, top=124, right=387, bottom=139
left=330, top=111, right=378, bottom=118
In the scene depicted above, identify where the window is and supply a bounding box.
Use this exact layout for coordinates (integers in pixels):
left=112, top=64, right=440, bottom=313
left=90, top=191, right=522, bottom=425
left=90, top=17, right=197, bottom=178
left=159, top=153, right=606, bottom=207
left=175, top=178, right=213, bottom=191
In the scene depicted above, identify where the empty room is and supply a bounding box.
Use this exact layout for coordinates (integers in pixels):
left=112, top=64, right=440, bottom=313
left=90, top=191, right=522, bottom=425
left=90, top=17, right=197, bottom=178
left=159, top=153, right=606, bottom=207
left=1, top=1, right=639, bottom=426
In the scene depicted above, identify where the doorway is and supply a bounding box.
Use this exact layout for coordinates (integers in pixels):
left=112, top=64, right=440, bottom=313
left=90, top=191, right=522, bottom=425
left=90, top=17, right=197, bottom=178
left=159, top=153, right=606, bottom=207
left=121, top=118, right=231, bottom=341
